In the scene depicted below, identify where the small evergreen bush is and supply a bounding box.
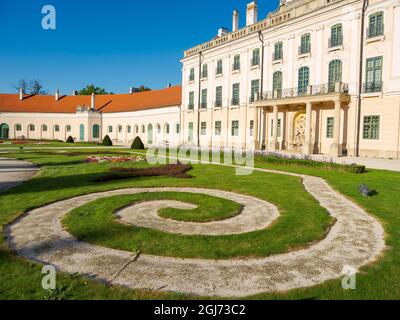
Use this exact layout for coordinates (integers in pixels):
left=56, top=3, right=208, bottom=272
left=66, top=136, right=74, bottom=143
left=131, top=136, right=145, bottom=150
left=102, top=135, right=113, bottom=146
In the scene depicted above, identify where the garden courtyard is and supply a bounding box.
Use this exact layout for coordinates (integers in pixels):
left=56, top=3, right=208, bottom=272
left=0, top=143, right=399, bottom=299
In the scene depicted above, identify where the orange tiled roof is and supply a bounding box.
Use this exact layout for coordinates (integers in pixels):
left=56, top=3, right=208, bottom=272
left=0, top=86, right=181, bottom=114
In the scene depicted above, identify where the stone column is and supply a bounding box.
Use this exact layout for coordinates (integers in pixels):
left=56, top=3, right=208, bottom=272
left=330, top=100, right=342, bottom=157
left=303, top=102, right=313, bottom=155
left=253, top=106, right=260, bottom=150
left=270, top=105, right=279, bottom=150
left=261, top=107, right=267, bottom=149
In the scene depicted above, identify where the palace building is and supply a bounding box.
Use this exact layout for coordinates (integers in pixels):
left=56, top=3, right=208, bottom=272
left=1, top=0, right=399, bottom=158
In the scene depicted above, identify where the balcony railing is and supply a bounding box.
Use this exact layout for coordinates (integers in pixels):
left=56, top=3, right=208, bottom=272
left=367, top=25, right=384, bottom=39
left=363, top=82, right=383, bottom=93
left=261, top=82, right=349, bottom=101
left=328, top=36, right=343, bottom=48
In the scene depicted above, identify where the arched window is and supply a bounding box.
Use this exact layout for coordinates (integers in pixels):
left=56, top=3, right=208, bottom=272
left=157, top=124, right=161, bottom=134
left=368, top=12, right=384, bottom=38
left=165, top=123, right=170, bottom=134
left=147, top=124, right=153, bottom=144
left=330, top=24, right=343, bottom=47
left=92, top=124, right=100, bottom=139
left=0, top=123, right=10, bottom=139
left=135, top=125, right=139, bottom=134
left=127, top=125, right=131, bottom=133
left=108, top=126, right=113, bottom=133
left=54, top=125, right=60, bottom=132
left=42, top=125, right=48, bottom=132
left=118, top=125, right=122, bottom=133
left=298, top=67, right=310, bottom=94
left=66, top=125, right=71, bottom=133
left=273, top=71, right=283, bottom=98
left=142, top=125, right=145, bottom=133
left=29, top=124, right=35, bottom=131
left=328, top=60, right=343, bottom=92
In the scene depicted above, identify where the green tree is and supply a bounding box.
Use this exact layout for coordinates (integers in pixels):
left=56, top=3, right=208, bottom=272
left=131, top=85, right=151, bottom=93
left=78, top=85, right=110, bottom=95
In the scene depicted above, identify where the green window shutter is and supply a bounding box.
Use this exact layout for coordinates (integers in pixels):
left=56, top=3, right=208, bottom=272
left=369, top=12, right=384, bottom=38
left=232, top=83, right=240, bottom=105
left=326, top=117, right=334, bottom=138
left=300, top=34, right=311, bottom=54
left=215, top=121, right=222, bottom=135
left=251, top=79, right=260, bottom=102
left=298, top=67, right=310, bottom=94
left=215, top=86, right=223, bottom=107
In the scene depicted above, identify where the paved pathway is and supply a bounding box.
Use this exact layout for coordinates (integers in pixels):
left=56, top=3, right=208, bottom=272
left=0, top=158, right=38, bottom=193
left=6, top=166, right=386, bottom=297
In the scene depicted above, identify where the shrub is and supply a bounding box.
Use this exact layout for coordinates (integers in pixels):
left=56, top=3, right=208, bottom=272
left=101, top=135, right=113, bottom=146
left=66, top=136, right=74, bottom=143
left=131, top=136, right=145, bottom=150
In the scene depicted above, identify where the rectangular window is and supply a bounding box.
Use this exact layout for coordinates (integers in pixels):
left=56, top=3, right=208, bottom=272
left=233, top=55, right=240, bottom=71
left=365, top=56, right=383, bottom=93
left=189, top=68, right=195, bottom=82
left=55, top=125, right=60, bottom=132
left=252, top=48, right=260, bottom=66
left=108, top=126, right=113, bottom=133
left=201, top=89, right=207, bottom=109
left=250, top=79, right=260, bottom=102
left=127, top=126, right=131, bottom=133
left=326, top=117, right=334, bottom=138
left=231, top=121, right=239, bottom=137
left=271, top=119, right=282, bottom=137
left=188, top=122, right=194, bottom=141
left=215, top=121, right=222, bottom=136
left=188, top=91, right=195, bottom=110
left=201, top=122, right=207, bottom=136
left=215, top=86, right=223, bottom=108
left=232, top=83, right=240, bottom=106
left=363, top=115, right=380, bottom=140
left=176, top=123, right=180, bottom=134
left=16, top=124, right=22, bottom=131
left=202, top=64, right=208, bottom=78
left=300, top=34, right=311, bottom=54
left=330, top=24, right=343, bottom=47
left=66, top=126, right=71, bottom=133
left=249, top=120, right=254, bottom=137
left=274, top=42, right=283, bottom=60
left=216, top=60, right=223, bottom=75
left=368, top=12, right=384, bottom=38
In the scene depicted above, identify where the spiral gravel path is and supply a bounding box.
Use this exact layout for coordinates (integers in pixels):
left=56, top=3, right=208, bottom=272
left=6, top=166, right=386, bottom=297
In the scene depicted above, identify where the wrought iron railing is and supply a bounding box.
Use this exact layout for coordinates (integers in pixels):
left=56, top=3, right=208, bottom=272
left=260, top=82, right=349, bottom=101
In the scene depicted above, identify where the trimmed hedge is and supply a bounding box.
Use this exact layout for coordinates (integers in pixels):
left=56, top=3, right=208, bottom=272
left=131, top=136, right=145, bottom=150
left=101, top=135, right=113, bottom=146
left=66, top=136, right=74, bottom=143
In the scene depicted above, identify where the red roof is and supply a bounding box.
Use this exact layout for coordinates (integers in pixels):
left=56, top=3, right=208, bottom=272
left=0, top=86, right=181, bottom=114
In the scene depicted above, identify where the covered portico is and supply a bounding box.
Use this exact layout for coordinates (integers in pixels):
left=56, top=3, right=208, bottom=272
left=253, top=82, right=350, bottom=157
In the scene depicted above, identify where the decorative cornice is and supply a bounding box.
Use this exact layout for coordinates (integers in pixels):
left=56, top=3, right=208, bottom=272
left=288, top=33, right=295, bottom=40
left=315, top=25, right=324, bottom=31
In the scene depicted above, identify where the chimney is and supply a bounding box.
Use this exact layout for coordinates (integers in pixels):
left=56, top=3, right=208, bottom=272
left=246, top=1, right=258, bottom=26
left=55, top=89, right=60, bottom=101
left=129, top=87, right=133, bottom=94
left=218, top=27, right=229, bottom=37
left=72, top=90, right=76, bottom=96
left=232, top=9, right=239, bottom=32
left=91, top=93, right=95, bottom=110
left=19, top=88, right=24, bottom=101
left=167, top=83, right=172, bottom=88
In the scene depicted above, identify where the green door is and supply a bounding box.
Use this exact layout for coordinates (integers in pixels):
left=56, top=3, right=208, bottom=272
left=92, top=124, right=100, bottom=139
left=79, top=124, right=85, bottom=141
left=0, top=123, right=9, bottom=139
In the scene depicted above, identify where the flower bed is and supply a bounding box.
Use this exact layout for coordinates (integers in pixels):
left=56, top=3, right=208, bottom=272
left=83, top=155, right=145, bottom=164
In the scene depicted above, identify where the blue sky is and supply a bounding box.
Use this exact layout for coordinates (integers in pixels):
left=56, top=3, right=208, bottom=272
left=0, top=0, right=279, bottom=94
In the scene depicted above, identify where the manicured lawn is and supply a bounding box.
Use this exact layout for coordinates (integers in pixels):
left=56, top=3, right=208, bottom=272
left=0, top=140, right=102, bottom=149
left=0, top=149, right=399, bottom=299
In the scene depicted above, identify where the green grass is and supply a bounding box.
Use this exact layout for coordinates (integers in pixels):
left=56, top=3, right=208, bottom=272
left=0, top=149, right=399, bottom=299
left=0, top=140, right=102, bottom=149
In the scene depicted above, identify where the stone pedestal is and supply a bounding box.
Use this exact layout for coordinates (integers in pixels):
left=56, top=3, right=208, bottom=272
left=330, top=143, right=343, bottom=157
